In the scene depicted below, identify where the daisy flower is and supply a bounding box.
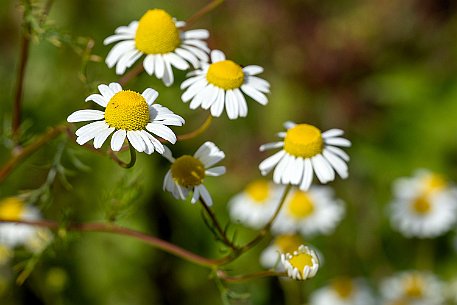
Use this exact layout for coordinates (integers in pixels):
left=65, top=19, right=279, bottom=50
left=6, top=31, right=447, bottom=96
left=380, top=271, right=444, bottom=305
left=162, top=142, right=225, bottom=206
left=272, top=186, right=345, bottom=236
left=104, top=9, right=209, bottom=86
left=260, top=234, right=304, bottom=269
left=259, top=122, right=351, bottom=191
left=281, top=245, right=319, bottom=281
left=229, top=180, right=284, bottom=229
left=310, top=278, right=375, bottom=305
left=0, top=197, right=41, bottom=248
left=181, top=50, right=270, bottom=119
left=67, top=82, right=184, bottom=154
left=390, top=170, right=457, bottom=238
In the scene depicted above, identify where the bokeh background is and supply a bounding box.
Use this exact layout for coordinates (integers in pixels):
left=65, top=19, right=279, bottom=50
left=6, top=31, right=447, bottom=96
left=2, top=0, right=457, bottom=304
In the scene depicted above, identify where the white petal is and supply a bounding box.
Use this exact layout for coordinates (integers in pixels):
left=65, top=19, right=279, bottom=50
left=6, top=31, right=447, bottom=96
left=205, top=166, right=226, bottom=176
left=211, top=50, right=226, bottom=63
left=161, top=57, right=174, bottom=86
left=98, top=84, right=115, bottom=100
left=94, top=127, right=115, bottom=149
left=181, top=75, right=205, bottom=90
left=325, top=145, right=350, bottom=161
left=324, top=137, right=351, bottom=147
left=110, top=129, right=126, bottom=151
left=183, top=39, right=209, bottom=52
left=243, top=65, right=264, bottom=76
left=200, top=85, right=219, bottom=109
left=300, top=159, right=313, bottom=191
left=241, top=84, right=268, bottom=105
left=191, top=187, right=200, bottom=204
left=161, top=145, right=175, bottom=162
left=75, top=121, right=107, bottom=137
left=76, top=122, right=107, bottom=145
left=290, top=157, right=304, bottom=185
left=322, top=129, right=344, bottom=139
left=175, top=48, right=200, bottom=68
left=155, top=54, right=165, bottom=79
left=108, top=82, right=122, bottom=93
left=281, top=155, right=296, bottom=184
left=259, top=142, right=283, bottom=151
left=181, top=79, right=208, bottom=102
left=274, top=154, right=291, bottom=184
left=67, top=110, right=104, bottom=122
left=127, top=131, right=146, bottom=152
left=114, top=21, right=138, bottom=35
left=182, top=45, right=208, bottom=62
left=259, top=150, right=286, bottom=174
left=210, top=89, right=225, bottom=117
left=194, top=141, right=216, bottom=159
left=143, top=131, right=165, bottom=154
left=85, top=94, right=108, bottom=107
left=323, top=149, right=348, bottom=179
left=233, top=89, right=248, bottom=117
left=142, top=88, right=159, bottom=105
left=245, top=76, right=270, bottom=93
left=105, top=41, right=136, bottom=68
left=143, top=54, right=155, bottom=75
left=146, top=123, right=177, bottom=144
left=225, top=89, right=239, bottom=120
left=116, top=49, right=141, bottom=75
left=198, top=185, right=213, bottom=206
left=103, top=33, right=133, bottom=45
left=183, top=29, right=209, bottom=40
left=136, top=130, right=154, bottom=154
left=284, top=121, right=296, bottom=129
left=167, top=52, right=190, bottom=70
left=311, top=154, right=335, bottom=183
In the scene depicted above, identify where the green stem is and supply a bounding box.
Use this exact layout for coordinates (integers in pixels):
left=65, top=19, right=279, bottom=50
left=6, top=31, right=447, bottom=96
left=177, top=115, right=212, bottom=141
left=184, top=0, right=224, bottom=28
left=109, top=144, right=136, bottom=168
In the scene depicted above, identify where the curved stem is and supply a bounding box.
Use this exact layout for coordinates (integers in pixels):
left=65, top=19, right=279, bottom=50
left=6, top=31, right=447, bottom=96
left=108, top=144, right=136, bottom=169
left=177, top=115, right=212, bottom=141
left=184, top=0, right=224, bottom=28
left=0, top=218, right=229, bottom=267
left=118, top=63, right=144, bottom=86
left=217, top=270, right=286, bottom=283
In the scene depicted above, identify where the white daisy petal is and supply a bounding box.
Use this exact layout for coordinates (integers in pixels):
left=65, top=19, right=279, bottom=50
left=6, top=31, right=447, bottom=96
left=273, top=154, right=291, bottom=184
left=300, top=158, right=314, bottom=190
left=85, top=94, right=108, bottom=107
left=161, top=145, right=175, bottom=162
left=161, top=58, right=174, bottom=86
left=94, top=127, right=115, bottom=149
left=322, top=129, right=344, bottom=138
left=259, top=150, right=286, bottom=174
left=211, top=50, right=226, bottom=63
left=205, top=166, right=226, bottom=176
left=166, top=52, right=190, bottom=70
left=198, top=185, right=213, bottom=206
left=241, top=84, right=268, bottom=105
left=225, top=89, right=239, bottom=120
left=245, top=76, right=270, bottom=93
left=155, top=54, right=165, bottom=79
left=233, top=89, right=248, bottom=117
left=184, top=39, right=210, bottom=52
left=243, top=65, right=264, bottom=76
left=312, top=155, right=335, bottom=183
left=127, top=131, right=146, bottom=152
left=146, top=123, right=177, bottom=144
left=108, top=82, right=122, bottom=93
left=181, top=75, right=204, bottom=90
left=323, top=149, right=348, bottom=179
left=259, top=142, right=284, bottom=151
left=181, top=79, right=208, bottom=102
left=105, top=41, right=136, bottom=68
left=76, top=122, right=107, bottom=145
left=175, top=48, right=200, bottom=69
left=142, top=88, right=159, bottom=105
left=200, top=85, right=219, bottom=110
left=67, top=110, right=104, bottom=122
left=143, top=54, right=155, bottom=75
left=191, top=186, right=200, bottom=204
left=182, top=45, right=208, bottom=62
left=183, top=29, right=210, bottom=40
left=290, top=157, right=304, bottom=185
left=143, top=131, right=165, bottom=154
left=324, top=137, right=351, bottom=147
left=110, top=129, right=127, bottom=151
left=325, top=145, right=350, bottom=161
left=210, top=89, right=225, bottom=117
left=75, top=121, right=107, bottom=137
left=98, top=84, right=115, bottom=100
left=103, top=33, right=133, bottom=45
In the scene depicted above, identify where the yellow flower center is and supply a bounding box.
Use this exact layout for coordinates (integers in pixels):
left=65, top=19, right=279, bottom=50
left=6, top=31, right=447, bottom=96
left=403, top=274, right=425, bottom=298
left=289, top=253, right=314, bottom=274
left=274, top=235, right=304, bottom=254
left=171, top=155, right=206, bottom=187
left=245, top=180, right=270, bottom=203
left=411, top=195, right=432, bottom=215
left=331, top=278, right=354, bottom=299
left=423, top=174, right=446, bottom=195
left=104, top=90, right=150, bottom=131
left=0, top=197, right=25, bottom=220
left=135, top=9, right=181, bottom=54
left=287, top=191, right=315, bottom=219
left=206, top=60, right=245, bottom=90
left=284, top=124, right=323, bottom=158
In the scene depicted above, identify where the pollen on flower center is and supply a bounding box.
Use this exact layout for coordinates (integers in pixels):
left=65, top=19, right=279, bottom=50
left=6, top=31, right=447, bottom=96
left=331, top=278, right=354, bottom=299
left=206, top=60, right=244, bottom=90
left=135, top=9, right=181, bottom=54
left=284, top=124, right=323, bottom=158
left=171, top=155, right=206, bottom=187
left=403, top=275, right=425, bottom=298
left=289, top=252, right=314, bottom=273
left=287, top=191, right=315, bottom=219
left=245, top=180, right=270, bottom=203
left=274, top=235, right=303, bottom=254
left=0, top=197, right=25, bottom=220
left=104, top=90, right=150, bottom=131
left=411, top=195, right=432, bottom=215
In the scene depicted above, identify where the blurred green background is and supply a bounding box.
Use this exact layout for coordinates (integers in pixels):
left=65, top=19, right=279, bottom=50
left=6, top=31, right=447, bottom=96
left=2, top=0, right=457, bottom=304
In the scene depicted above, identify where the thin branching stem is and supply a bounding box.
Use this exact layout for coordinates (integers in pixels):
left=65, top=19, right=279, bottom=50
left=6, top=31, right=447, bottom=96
left=177, top=115, right=212, bottom=141
left=184, top=0, right=224, bottom=28
left=108, top=144, right=137, bottom=169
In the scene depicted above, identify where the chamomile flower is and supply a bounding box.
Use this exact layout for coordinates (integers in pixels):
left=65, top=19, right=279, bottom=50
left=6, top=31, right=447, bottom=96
left=67, top=82, right=184, bottom=154
left=390, top=170, right=457, bottom=238
left=181, top=50, right=270, bottom=119
left=259, top=122, right=351, bottom=191
left=272, top=186, right=345, bottom=236
left=229, top=180, right=284, bottom=229
left=281, top=245, right=319, bottom=280
left=260, top=234, right=304, bottom=269
left=162, top=142, right=225, bottom=206
left=0, top=197, right=40, bottom=248
left=310, top=278, right=375, bottom=305
left=104, top=9, right=209, bottom=86
left=380, top=271, right=444, bottom=305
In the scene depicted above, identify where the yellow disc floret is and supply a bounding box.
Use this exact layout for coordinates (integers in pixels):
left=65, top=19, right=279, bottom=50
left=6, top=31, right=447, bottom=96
left=206, top=60, right=244, bottom=90
left=287, top=191, right=315, bottom=219
left=403, top=274, right=425, bottom=298
left=411, top=195, right=432, bottom=215
left=171, top=155, right=206, bottom=187
left=289, top=252, right=314, bottom=274
left=284, top=124, right=323, bottom=158
left=245, top=180, right=270, bottom=203
left=331, top=278, right=354, bottom=299
left=135, top=9, right=181, bottom=54
left=0, top=197, right=25, bottom=220
left=104, top=90, right=150, bottom=131
left=274, top=235, right=304, bottom=254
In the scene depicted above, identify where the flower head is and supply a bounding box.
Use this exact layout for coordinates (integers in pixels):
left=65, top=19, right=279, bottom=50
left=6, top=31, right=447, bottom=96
left=259, top=122, right=351, bottom=190
left=390, top=170, right=457, bottom=238
left=67, top=82, right=184, bottom=154
left=104, top=9, right=210, bottom=86
left=310, top=278, right=375, bottom=305
left=260, top=234, right=305, bottom=269
left=272, top=186, right=345, bottom=236
left=162, top=142, right=226, bottom=206
left=181, top=50, right=270, bottom=119
left=229, top=180, right=284, bottom=229
left=281, top=245, right=319, bottom=280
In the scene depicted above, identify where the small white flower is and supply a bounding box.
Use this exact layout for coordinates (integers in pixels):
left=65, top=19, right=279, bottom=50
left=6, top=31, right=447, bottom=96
left=259, top=122, right=351, bottom=191
left=181, top=50, right=270, bottom=119
left=0, top=197, right=42, bottom=248
left=380, top=271, right=444, bottom=305
left=229, top=180, right=284, bottom=229
left=310, top=278, right=375, bottom=305
left=281, top=245, right=319, bottom=280
left=390, top=170, right=457, bottom=238
left=104, top=9, right=210, bottom=86
left=260, top=234, right=304, bottom=269
left=67, top=82, right=184, bottom=155
left=272, top=186, right=345, bottom=236
left=162, top=142, right=226, bottom=206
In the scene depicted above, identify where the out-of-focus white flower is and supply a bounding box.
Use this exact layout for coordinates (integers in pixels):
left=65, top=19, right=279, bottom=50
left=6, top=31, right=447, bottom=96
left=260, top=234, right=304, bottom=269
left=310, top=278, right=375, bottom=305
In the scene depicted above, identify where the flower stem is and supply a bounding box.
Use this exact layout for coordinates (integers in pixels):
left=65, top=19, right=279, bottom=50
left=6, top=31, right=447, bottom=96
left=109, top=144, right=137, bottom=168
left=217, top=270, right=286, bottom=283
left=118, top=63, right=145, bottom=86
left=184, top=0, right=224, bottom=28
left=177, top=115, right=212, bottom=141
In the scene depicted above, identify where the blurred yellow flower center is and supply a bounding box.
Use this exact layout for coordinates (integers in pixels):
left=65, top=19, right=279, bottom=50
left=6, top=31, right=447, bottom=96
left=331, top=278, right=354, bottom=299
left=411, top=195, right=431, bottom=215
left=171, top=155, right=205, bottom=187
left=135, top=9, right=181, bottom=54
left=0, top=197, right=25, bottom=220
left=423, top=174, right=446, bottom=195
left=289, top=253, right=314, bottom=274
left=104, top=90, right=150, bottom=131
left=284, top=124, right=323, bottom=158
left=287, top=191, right=315, bottom=219
left=245, top=180, right=270, bottom=203
left=403, top=274, right=424, bottom=298
left=274, top=235, right=303, bottom=254
left=207, top=60, right=244, bottom=90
